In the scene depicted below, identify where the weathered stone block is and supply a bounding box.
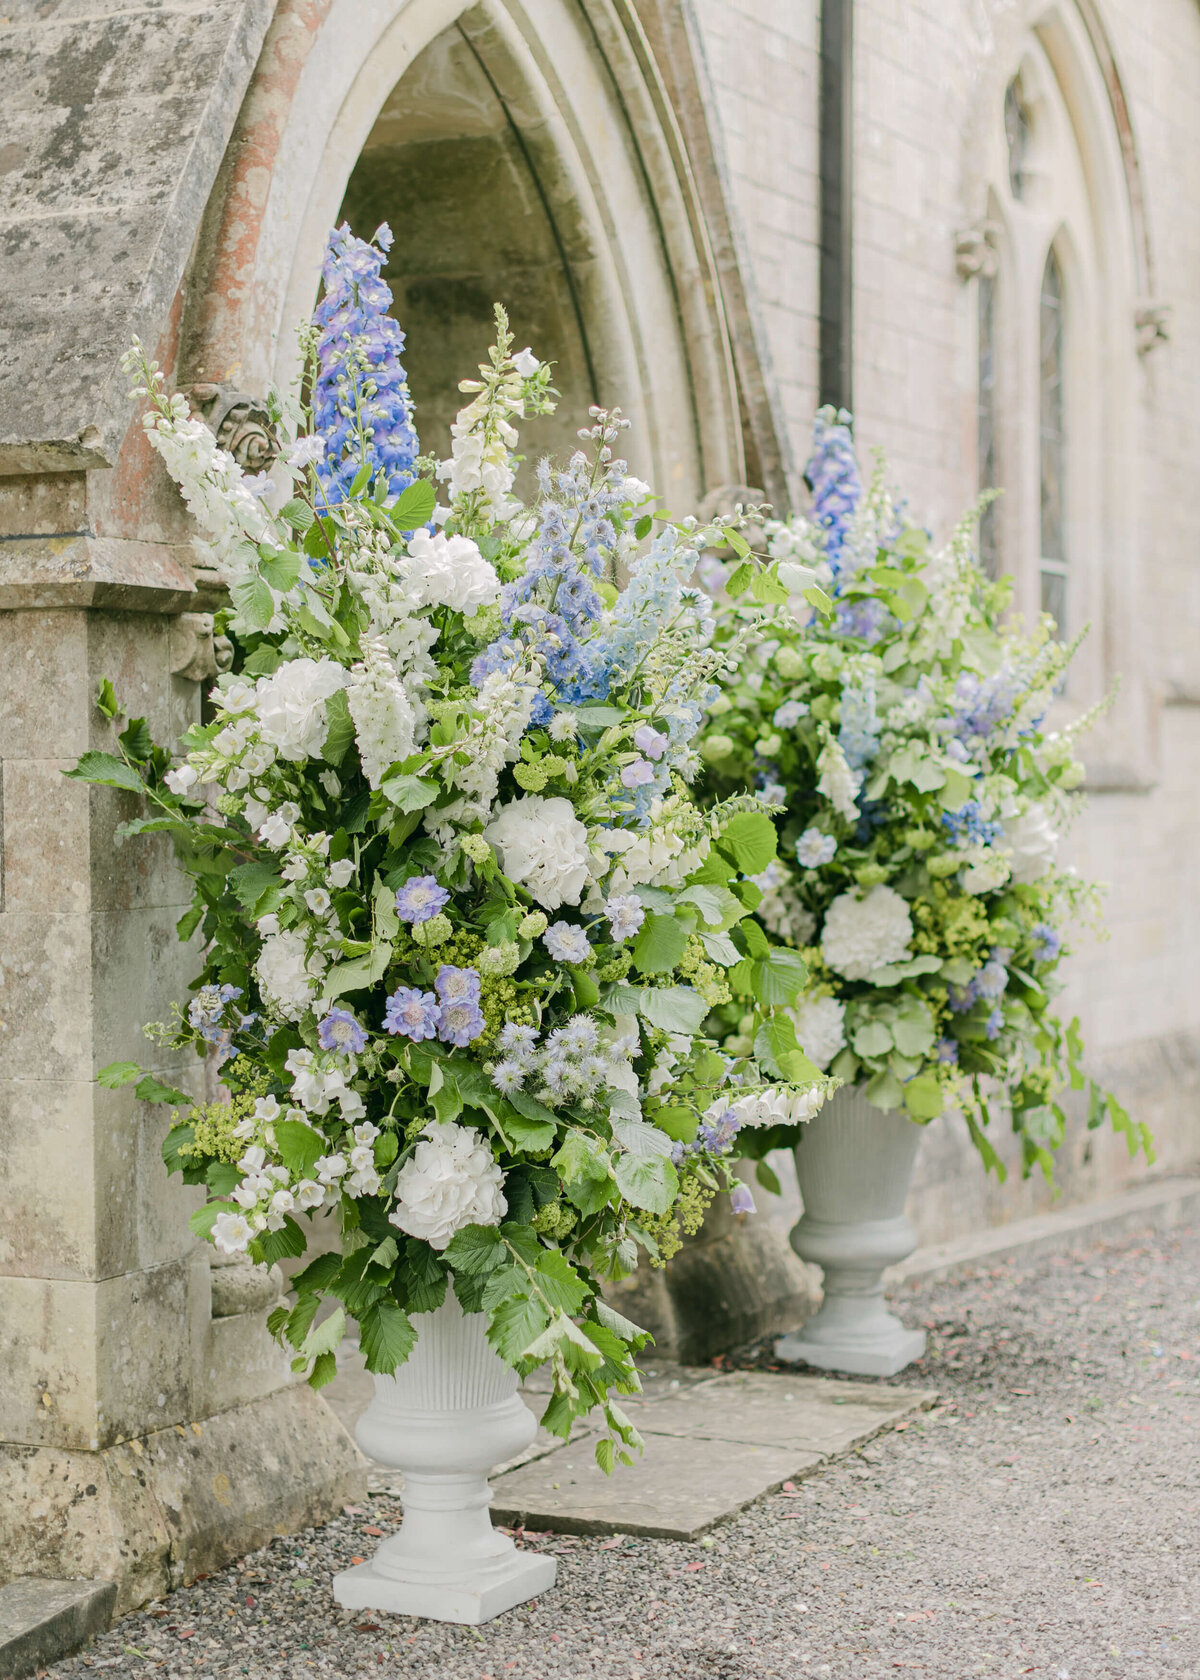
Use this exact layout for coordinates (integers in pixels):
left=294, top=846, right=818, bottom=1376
left=0, top=1386, right=363, bottom=1614
left=0, top=610, right=90, bottom=759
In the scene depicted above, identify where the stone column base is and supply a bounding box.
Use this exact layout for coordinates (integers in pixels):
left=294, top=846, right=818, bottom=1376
left=0, top=1386, right=365, bottom=1616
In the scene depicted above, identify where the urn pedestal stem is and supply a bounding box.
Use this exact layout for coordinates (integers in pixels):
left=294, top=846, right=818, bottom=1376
left=333, top=1292, right=556, bottom=1623
left=775, top=1087, right=926, bottom=1377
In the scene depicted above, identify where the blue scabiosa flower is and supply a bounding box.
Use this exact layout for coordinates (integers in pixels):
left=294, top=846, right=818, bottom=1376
left=975, top=959, right=1008, bottom=1001
left=437, top=999, right=486, bottom=1048
left=934, top=1036, right=959, bottom=1064
left=311, top=222, right=419, bottom=507
left=605, top=893, right=645, bottom=941
left=543, top=922, right=591, bottom=965
left=1031, top=923, right=1062, bottom=961
left=984, top=1006, right=1005, bottom=1041
left=394, top=875, right=450, bottom=925
left=317, top=1007, right=368, bottom=1055
left=435, top=965, right=482, bottom=1006
left=383, top=987, right=440, bottom=1040
left=795, top=828, right=837, bottom=869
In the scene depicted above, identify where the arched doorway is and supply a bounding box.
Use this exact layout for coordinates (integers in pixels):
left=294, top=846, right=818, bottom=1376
left=184, top=0, right=776, bottom=510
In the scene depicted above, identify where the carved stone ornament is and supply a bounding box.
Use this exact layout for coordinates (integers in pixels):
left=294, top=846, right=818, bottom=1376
left=185, top=382, right=280, bottom=471
left=1135, top=300, right=1171, bottom=355
left=955, top=223, right=1000, bottom=281
left=169, top=611, right=232, bottom=683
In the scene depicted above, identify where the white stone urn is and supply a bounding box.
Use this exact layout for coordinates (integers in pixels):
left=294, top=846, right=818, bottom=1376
left=774, top=1085, right=926, bottom=1376
left=333, top=1291, right=557, bottom=1623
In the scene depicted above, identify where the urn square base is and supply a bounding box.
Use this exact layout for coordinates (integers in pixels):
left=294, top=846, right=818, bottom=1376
left=332, top=1548, right=558, bottom=1625
left=774, top=1323, right=926, bottom=1378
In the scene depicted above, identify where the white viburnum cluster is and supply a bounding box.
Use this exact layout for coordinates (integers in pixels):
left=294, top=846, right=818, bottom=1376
left=820, top=884, right=914, bottom=981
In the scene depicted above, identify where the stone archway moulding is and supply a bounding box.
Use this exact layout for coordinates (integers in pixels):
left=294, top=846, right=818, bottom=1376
left=184, top=0, right=776, bottom=510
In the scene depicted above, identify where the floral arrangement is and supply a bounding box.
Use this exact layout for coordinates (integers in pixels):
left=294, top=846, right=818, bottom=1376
left=697, top=407, right=1152, bottom=1179
left=69, top=224, right=830, bottom=1464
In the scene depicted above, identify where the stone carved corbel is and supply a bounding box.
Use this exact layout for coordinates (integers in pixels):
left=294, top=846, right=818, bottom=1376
left=170, top=611, right=233, bottom=683
left=1135, top=301, right=1170, bottom=355
left=185, top=383, right=280, bottom=471
left=955, top=222, right=999, bottom=281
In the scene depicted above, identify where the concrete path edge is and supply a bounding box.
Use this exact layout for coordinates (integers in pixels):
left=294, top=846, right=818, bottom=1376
left=0, top=1580, right=116, bottom=1680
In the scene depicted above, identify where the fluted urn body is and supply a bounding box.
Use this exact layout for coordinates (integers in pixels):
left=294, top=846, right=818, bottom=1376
left=775, top=1086, right=926, bottom=1377
left=333, top=1291, right=556, bottom=1623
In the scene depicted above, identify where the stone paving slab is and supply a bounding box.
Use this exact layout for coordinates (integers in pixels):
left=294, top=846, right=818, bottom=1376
left=490, top=1369, right=935, bottom=1540
left=490, top=1430, right=817, bottom=1541
left=0, top=1579, right=116, bottom=1680
left=324, top=1343, right=934, bottom=1540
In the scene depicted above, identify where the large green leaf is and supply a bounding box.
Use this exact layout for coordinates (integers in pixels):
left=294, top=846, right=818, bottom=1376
left=443, top=1223, right=506, bottom=1275
left=320, top=941, right=393, bottom=1004
left=852, top=1019, right=894, bottom=1058
left=636, top=985, right=709, bottom=1035
left=229, top=860, right=281, bottom=914
left=488, top=1292, right=550, bottom=1363
left=231, top=575, right=275, bottom=631
left=63, top=752, right=145, bottom=795
left=259, top=549, right=302, bottom=593
left=391, top=479, right=436, bottom=530
left=273, top=1118, right=325, bottom=1176
left=358, top=1298, right=417, bottom=1374
left=614, top=1153, right=678, bottom=1214
left=321, top=688, right=355, bottom=767
left=632, top=912, right=690, bottom=975
left=533, top=1249, right=588, bottom=1314
left=754, top=1016, right=822, bottom=1085
left=718, top=810, right=778, bottom=875
left=749, top=947, right=808, bottom=1007
left=903, top=1074, right=944, bottom=1120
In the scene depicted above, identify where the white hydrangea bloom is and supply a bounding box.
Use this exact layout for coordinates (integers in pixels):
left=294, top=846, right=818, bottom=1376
left=787, top=994, right=847, bottom=1071
left=255, top=658, right=347, bottom=762
left=256, top=929, right=324, bottom=1020
left=403, top=529, right=501, bottom=615
left=820, top=884, right=913, bottom=980
left=485, top=794, right=592, bottom=910
left=389, top=1122, right=507, bottom=1250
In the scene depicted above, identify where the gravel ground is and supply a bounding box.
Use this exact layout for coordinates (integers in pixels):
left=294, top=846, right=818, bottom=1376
left=45, top=1218, right=1200, bottom=1680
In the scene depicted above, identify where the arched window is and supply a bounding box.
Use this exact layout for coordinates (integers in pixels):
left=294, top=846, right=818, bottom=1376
left=977, top=267, right=1000, bottom=578
left=1004, top=78, right=1032, bottom=201
left=1038, top=248, right=1066, bottom=630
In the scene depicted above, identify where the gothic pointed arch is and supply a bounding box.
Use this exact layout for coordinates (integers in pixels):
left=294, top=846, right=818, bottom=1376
left=181, top=0, right=789, bottom=513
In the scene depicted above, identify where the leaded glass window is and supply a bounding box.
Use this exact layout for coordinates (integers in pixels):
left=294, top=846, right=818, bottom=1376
left=977, top=269, right=1000, bottom=578
left=1004, top=80, right=1032, bottom=200
left=1039, top=247, right=1066, bottom=631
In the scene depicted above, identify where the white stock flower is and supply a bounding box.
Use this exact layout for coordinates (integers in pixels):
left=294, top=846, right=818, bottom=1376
left=404, top=529, right=501, bottom=615
left=256, top=929, right=320, bottom=1020
left=389, top=1122, right=507, bottom=1251
left=254, top=658, right=348, bottom=762
left=1003, top=802, right=1059, bottom=884
left=816, top=733, right=861, bottom=821
left=820, top=884, right=913, bottom=980
left=787, top=995, right=847, bottom=1071
left=484, top=794, right=592, bottom=910
left=346, top=639, right=420, bottom=788
left=512, top=347, right=540, bottom=378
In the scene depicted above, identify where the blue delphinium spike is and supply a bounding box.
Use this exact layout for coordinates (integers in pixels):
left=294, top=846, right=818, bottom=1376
left=312, top=222, right=419, bottom=505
